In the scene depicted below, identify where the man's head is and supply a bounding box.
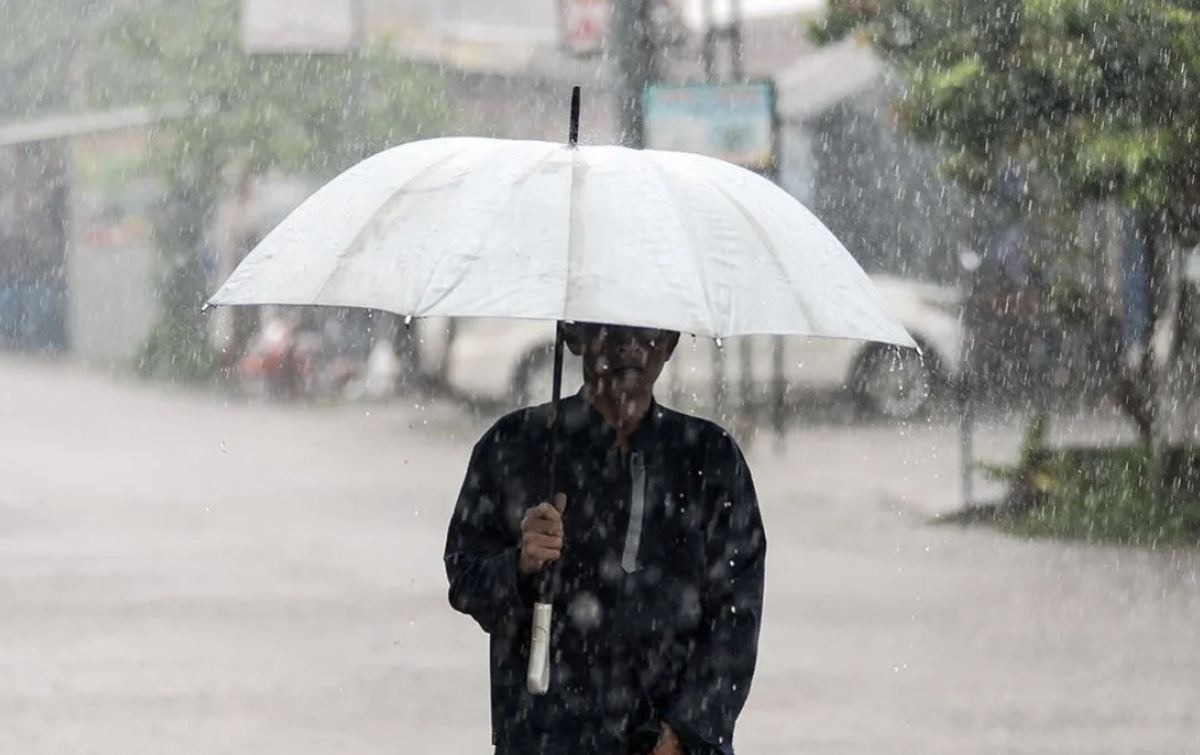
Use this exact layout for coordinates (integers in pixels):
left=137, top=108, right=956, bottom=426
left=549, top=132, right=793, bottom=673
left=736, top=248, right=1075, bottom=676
left=563, top=322, right=680, bottom=401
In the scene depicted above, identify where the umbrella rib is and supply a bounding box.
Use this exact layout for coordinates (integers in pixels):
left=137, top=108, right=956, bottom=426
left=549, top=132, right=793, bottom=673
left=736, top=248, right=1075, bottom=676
left=562, top=145, right=579, bottom=321
left=312, top=149, right=470, bottom=310
left=689, top=170, right=825, bottom=333
left=415, top=145, right=565, bottom=317
left=645, top=159, right=718, bottom=336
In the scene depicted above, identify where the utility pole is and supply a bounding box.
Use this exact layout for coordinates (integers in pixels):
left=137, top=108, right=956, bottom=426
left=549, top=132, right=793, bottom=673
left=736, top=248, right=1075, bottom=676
left=729, top=0, right=745, bottom=80
left=701, top=0, right=729, bottom=421
left=727, top=0, right=755, bottom=444
left=701, top=0, right=745, bottom=82
left=351, top=0, right=369, bottom=159
left=699, top=1, right=755, bottom=434
left=701, top=0, right=715, bottom=78
left=64, top=29, right=90, bottom=356
left=350, top=0, right=404, bottom=391
left=612, top=0, right=658, bottom=148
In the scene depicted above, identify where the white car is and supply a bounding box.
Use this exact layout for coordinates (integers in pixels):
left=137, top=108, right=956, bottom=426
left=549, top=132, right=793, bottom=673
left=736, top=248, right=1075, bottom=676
left=414, top=275, right=962, bottom=420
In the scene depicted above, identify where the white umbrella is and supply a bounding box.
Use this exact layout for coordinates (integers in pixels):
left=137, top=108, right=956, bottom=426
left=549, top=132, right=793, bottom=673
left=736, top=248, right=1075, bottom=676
left=208, top=139, right=912, bottom=349
left=207, top=88, right=915, bottom=697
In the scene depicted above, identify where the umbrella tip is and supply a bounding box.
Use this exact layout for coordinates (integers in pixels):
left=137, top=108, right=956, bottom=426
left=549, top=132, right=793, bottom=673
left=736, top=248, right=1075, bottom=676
left=568, top=86, right=580, bottom=147
left=404, top=314, right=413, bottom=327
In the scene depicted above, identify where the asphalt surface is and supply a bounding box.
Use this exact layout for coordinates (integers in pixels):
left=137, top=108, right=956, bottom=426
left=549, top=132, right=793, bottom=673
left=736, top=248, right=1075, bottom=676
left=1, top=356, right=1197, bottom=753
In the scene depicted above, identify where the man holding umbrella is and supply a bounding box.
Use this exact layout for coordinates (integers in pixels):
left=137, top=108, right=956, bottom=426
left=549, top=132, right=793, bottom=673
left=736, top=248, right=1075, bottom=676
left=444, top=321, right=767, bottom=755
left=206, top=90, right=914, bottom=755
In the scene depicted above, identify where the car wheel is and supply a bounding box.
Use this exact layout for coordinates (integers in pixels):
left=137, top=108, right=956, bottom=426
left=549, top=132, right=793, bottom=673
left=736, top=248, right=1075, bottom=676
left=513, top=344, right=585, bottom=407
left=852, top=344, right=935, bottom=420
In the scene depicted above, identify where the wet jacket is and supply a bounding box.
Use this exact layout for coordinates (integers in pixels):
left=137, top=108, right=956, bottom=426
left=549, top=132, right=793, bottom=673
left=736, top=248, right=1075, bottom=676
left=444, top=394, right=766, bottom=755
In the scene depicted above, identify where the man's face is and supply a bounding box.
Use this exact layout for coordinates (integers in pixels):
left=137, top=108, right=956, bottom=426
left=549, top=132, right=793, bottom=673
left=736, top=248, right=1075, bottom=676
left=566, top=323, right=680, bottom=399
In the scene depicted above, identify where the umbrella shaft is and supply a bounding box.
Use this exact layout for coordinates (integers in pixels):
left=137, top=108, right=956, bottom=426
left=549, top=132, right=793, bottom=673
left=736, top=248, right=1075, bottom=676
left=537, top=322, right=567, bottom=603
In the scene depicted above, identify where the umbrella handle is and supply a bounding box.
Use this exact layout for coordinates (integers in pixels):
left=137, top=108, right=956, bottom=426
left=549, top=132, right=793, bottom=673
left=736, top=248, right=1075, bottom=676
left=526, top=602, right=553, bottom=695
left=527, top=324, right=563, bottom=698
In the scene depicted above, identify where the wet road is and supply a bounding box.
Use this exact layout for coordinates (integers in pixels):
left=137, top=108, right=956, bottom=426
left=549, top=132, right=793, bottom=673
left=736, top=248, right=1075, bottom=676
left=1, top=356, right=1196, bottom=753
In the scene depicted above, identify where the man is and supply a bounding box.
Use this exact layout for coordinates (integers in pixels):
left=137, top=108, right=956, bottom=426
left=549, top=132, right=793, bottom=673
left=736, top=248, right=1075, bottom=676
left=444, top=322, right=766, bottom=755
left=965, top=217, right=1044, bottom=401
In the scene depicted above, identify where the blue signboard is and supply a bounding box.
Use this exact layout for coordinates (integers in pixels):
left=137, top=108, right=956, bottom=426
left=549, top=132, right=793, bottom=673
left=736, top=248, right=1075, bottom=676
left=643, top=81, right=777, bottom=172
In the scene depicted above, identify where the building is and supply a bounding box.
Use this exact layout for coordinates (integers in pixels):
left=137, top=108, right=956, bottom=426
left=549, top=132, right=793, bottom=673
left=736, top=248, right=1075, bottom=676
left=0, top=107, right=174, bottom=363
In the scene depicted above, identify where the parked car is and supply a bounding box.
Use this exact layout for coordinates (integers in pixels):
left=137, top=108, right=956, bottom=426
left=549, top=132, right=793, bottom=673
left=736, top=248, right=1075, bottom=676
left=415, top=275, right=962, bottom=420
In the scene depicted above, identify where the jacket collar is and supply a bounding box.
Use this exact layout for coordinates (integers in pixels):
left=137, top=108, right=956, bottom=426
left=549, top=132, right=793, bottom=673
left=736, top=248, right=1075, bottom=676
left=558, top=390, right=665, bottom=454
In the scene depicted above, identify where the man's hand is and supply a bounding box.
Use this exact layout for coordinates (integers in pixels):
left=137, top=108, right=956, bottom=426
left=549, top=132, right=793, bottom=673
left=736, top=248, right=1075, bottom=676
left=518, top=493, right=566, bottom=575
left=650, top=722, right=685, bottom=755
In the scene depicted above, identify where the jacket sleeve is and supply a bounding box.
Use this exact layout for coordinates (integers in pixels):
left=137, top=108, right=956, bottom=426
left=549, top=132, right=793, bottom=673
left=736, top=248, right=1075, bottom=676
left=664, top=437, right=766, bottom=755
left=443, top=431, right=535, bottom=635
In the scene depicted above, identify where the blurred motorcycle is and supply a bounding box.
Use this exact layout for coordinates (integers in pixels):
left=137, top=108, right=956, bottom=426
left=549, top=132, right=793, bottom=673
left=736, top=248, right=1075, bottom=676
left=238, top=312, right=362, bottom=400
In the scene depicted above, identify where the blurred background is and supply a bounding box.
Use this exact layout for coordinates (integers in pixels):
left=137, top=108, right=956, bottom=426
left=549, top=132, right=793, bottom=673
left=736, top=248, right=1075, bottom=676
left=2, top=1, right=1200, bottom=753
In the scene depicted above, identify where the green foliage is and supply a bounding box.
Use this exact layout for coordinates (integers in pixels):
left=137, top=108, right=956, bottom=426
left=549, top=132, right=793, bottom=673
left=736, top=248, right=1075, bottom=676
left=96, top=0, right=449, bottom=178
left=134, top=249, right=217, bottom=384
left=0, top=0, right=102, bottom=119
left=808, top=0, right=882, bottom=44
left=90, top=0, right=450, bottom=383
left=969, top=416, right=1200, bottom=547
left=132, top=167, right=220, bottom=383
left=979, top=411, right=1056, bottom=504
left=813, top=0, right=1200, bottom=239
left=1002, top=447, right=1200, bottom=547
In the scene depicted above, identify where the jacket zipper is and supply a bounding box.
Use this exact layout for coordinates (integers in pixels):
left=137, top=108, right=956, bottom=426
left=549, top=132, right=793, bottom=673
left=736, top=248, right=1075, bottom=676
left=621, top=451, right=646, bottom=573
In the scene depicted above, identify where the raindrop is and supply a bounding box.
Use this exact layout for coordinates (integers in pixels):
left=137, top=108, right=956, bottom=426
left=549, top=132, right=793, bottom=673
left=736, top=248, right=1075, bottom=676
left=568, top=592, right=603, bottom=629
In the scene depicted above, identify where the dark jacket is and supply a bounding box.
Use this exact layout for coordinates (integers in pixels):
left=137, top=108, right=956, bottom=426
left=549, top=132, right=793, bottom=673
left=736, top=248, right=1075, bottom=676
left=444, top=394, right=766, bottom=755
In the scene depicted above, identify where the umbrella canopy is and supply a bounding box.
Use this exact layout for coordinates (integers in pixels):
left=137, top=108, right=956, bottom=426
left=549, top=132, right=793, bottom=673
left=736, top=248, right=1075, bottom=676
left=208, top=136, right=915, bottom=349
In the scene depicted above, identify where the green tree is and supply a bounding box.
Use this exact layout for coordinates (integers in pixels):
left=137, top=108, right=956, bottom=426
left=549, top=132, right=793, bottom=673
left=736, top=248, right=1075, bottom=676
left=813, top=0, right=1200, bottom=446
left=96, top=0, right=450, bottom=382
left=0, top=0, right=103, bottom=119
